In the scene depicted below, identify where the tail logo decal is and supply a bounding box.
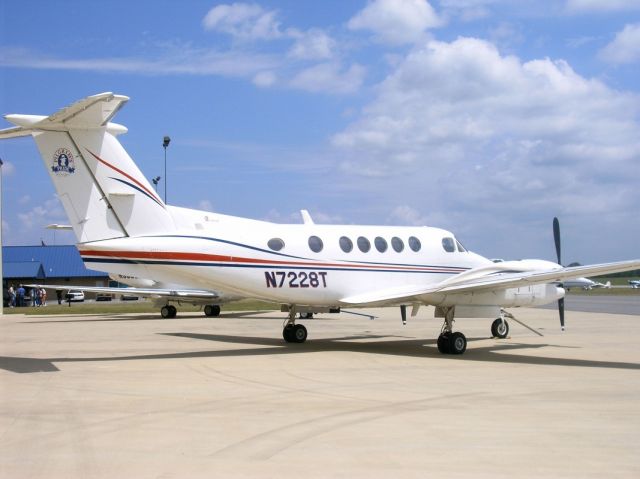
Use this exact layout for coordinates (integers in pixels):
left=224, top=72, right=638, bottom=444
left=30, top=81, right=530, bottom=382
left=51, top=148, right=76, bottom=175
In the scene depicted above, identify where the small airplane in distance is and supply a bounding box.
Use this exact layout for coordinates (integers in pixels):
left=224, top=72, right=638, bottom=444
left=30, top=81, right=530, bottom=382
left=563, top=278, right=611, bottom=291
left=629, top=280, right=640, bottom=289
left=2, top=92, right=639, bottom=355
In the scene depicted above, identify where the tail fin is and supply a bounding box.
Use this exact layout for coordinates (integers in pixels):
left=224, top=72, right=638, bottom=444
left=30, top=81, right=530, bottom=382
left=0, top=92, right=175, bottom=242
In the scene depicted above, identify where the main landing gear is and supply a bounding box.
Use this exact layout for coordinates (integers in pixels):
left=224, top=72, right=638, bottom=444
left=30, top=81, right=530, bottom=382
left=282, top=308, right=308, bottom=343
left=160, top=304, right=222, bottom=319
left=204, top=304, right=221, bottom=317
left=436, top=307, right=467, bottom=355
left=160, top=305, right=177, bottom=319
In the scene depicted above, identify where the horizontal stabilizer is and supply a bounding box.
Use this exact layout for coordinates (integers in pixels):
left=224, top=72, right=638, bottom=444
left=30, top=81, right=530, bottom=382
left=1, top=92, right=129, bottom=138
left=27, top=283, right=221, bottom=301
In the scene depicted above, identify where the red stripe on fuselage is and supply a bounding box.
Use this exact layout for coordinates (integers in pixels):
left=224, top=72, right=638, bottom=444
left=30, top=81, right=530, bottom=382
left=78, top=249, right=463, bottom=272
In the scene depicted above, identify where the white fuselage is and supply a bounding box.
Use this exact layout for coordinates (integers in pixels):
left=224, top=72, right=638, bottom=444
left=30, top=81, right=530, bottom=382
left=78, top=209, right=562, bottom=309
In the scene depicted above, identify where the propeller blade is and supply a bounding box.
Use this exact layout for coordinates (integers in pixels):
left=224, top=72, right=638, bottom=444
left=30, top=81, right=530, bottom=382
left=553, top=217, right=561, bottom=266
left=553, top=217, right=565, bottom=330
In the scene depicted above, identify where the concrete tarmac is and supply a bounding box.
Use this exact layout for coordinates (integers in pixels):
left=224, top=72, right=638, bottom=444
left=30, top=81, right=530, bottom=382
left=1, top=306, right=639, bottom=478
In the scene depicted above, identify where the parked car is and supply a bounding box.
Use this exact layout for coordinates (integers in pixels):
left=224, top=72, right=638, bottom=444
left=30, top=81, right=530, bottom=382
left=120, top=294, right=139, bottom=301
left=95, top=293, right=113, bottom=301
left=65, top=290, right=85, bottom=302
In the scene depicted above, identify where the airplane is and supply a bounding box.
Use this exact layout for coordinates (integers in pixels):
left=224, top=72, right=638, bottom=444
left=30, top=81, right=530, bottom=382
left=1, top=92, right=639, bottom=355
left=562, top=278, right=610, bottom=291
left=629, top=280, right=640, bottom=289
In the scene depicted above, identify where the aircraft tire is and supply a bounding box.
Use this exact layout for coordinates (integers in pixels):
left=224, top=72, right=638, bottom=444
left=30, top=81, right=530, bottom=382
left=204, top=305, right=221, bottom=317
left=449, top=332, right=467, bottom=355
left=168, top=305, right=177, bottom=318
left=491, top=318, right=509, bottom=339
left=161, top=306, right=172, bottom=319
left=283, top=324, right=295, bottom=342
left=292, top=324, right=308, bottom=343
left=437, top=333, right=451, bottom=354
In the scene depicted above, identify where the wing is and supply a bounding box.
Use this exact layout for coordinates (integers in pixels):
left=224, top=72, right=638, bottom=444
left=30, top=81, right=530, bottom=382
left=340, top=259, right=640, bottom=305
left=26, top=283, right=239, bottom=304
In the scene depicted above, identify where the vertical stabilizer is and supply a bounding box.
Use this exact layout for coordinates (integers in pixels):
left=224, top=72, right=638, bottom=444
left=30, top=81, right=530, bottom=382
left=1, top=93, right=176, bottom=242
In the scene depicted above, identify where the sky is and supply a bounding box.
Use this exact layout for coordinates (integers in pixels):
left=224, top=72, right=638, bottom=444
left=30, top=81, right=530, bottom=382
left=1, top=0, right=639, bottom=264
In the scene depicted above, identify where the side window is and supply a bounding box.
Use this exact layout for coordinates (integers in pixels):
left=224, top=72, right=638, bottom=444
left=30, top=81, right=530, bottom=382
left=267, top=238, right=285, bottom=251
left=308, top=235, right=324, bottom=253
left=339, top=236, right=353, bottom=253
left=408, top=236, right=421, bottom=252
left=456, top=240, right=467, bottom=252
left=391, top=237, right=404, bottom=253
left=374, top=236, right=388, bottom=253
left=442, top=237, right=456, bottom=252
left=357, top=236, right=371, bottom=253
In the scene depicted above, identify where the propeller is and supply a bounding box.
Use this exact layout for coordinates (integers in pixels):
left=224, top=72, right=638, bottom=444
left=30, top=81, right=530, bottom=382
left=553, top=217, right=565, bottom=331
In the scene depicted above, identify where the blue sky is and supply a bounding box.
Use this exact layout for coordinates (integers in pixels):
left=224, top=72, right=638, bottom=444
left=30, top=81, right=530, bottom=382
left=1, top=0, right=639, bottom=264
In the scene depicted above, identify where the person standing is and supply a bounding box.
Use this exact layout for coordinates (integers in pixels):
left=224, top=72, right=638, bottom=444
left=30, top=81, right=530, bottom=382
left=17, top=285, right=25, bottom=307
left=8, top=285, right=15, bottom=307
left=41, top=288, right=47, bottom=306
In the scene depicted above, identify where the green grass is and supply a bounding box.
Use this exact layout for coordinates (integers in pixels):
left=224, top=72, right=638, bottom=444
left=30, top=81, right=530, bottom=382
left=3, top=299, right=278, bottom=316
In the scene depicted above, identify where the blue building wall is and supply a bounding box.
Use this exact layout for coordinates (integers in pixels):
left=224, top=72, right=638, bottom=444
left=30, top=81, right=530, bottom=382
left=3, top=245, right=106, bottom=279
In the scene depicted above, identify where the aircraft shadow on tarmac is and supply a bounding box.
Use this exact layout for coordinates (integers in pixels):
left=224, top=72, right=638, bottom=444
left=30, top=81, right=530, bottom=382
left=1, top=331, right=639, bottom=374
left=22, top=311, right=280, bottom=324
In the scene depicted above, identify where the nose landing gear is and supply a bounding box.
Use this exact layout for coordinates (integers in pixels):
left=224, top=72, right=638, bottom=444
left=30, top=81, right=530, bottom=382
left=282, top=307, right=308, bottom=343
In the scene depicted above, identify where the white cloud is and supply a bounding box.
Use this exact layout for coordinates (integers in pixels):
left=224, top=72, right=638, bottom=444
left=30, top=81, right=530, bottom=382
left=252, top=70, right=277, bottom=87
left=387, top=205, right=428, bottom=226
left=197, top=200, right=214, bottom=212
left=288, top=28, right=337, bottom=60
left=348, top=0, right=441, bottom=45
left=331, top=37, right=640, bottom=256
left=599, top=23, right=640, bottom=64
left=202, top=3, right=282, bottom=40
left=17, top=195, right=66, bottom=230
left=566, top=0, right=640, bottom=12
left=0, top=46, right=277, bottom=78
left=289, top=62, right=366, bottom=94
left=18, top=195, right=31, bottom=205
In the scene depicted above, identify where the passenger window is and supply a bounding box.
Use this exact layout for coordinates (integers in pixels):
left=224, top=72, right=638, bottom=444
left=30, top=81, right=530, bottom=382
left=339, top=236, right=353, bottom=253
left=308, top=235, right=323, bottom=253
left=267, top=238, right=285, bottom=251
left=408, top=236, right=421, bottom=252
left=391, top=237, right=404, bottom=253
left=442, top=237, right=456, bottom=252
left=374, top=237, right=388, bottom=253
left=357, top=236, right=371, bottom=253
left=456, top=240, right=467, bottom=252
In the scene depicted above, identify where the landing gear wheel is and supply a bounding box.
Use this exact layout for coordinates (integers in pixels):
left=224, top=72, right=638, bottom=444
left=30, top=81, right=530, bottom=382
left=491, top=318, right=509, bottom=338
left=161, top=305, right=177, bottom=319
left=283, top=324, right=307, bottom=343
left=449, top=332, right=467, bottom=355
left=204, top=305, right=221, bottom=317
left=291, top=324, right=307, bottom=343
left=437, top=332, right=451, bottom=354
left=299, top=312, right=314, bottom=319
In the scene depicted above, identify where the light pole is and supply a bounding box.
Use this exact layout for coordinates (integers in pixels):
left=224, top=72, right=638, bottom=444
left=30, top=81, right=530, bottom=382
left=0, top=158, right=4, bottom=316
left=152, top=176, right=161, bottom=192
left=163, top=136, right=170, bottom=203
